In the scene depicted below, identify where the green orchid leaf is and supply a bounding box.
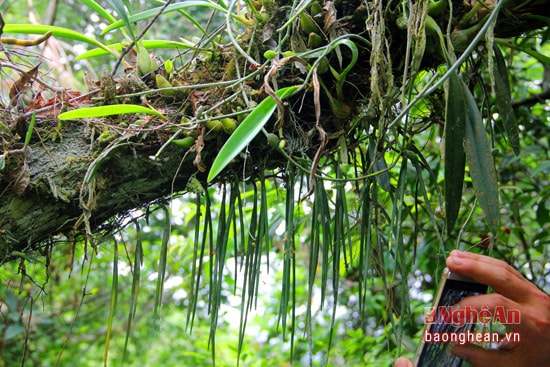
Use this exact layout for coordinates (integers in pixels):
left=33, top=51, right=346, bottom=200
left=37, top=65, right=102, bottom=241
left=103, top=239, right=118, bottom=365
left=58, top=104, right=166, bottom=120
left=444, top=69, right=500, bottom=235
left=493, top=45, right=520, bottom=154
left=75, top=39, right=196, bottom=60
left=101, top=1, right=249, bottom=36
left=444, top=71, right=467, bottom=234
left=107, top=0, right=136, bottom=40
left=79, top=0, right=117, bottom=23
left=462, top=79, right=500, bottom=235
left=207, top=86, right=299, bottom=182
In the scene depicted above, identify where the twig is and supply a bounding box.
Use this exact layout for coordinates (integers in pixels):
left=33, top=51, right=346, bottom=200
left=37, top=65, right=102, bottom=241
left=512, top=88, right=550, bottom=108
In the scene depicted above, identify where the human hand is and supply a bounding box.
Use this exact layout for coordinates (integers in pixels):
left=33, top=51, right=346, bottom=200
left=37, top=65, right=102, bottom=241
left=445, top=250, right=550, bottom=366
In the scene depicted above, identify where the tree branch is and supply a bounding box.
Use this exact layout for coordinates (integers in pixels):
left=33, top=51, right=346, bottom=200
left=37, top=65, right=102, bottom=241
left=512, top=88, right=550, bottom=108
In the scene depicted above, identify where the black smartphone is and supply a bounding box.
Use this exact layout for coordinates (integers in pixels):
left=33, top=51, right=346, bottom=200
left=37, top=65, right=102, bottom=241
left=413, top=269, right=488, bottom=367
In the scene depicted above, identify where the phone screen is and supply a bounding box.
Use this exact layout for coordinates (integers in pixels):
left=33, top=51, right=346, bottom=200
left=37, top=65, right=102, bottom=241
left=414, top=273, right=488, bottom=367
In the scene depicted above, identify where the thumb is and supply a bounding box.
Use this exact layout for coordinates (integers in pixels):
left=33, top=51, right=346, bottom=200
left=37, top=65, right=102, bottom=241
left=394, top=357, right=413, bottom=367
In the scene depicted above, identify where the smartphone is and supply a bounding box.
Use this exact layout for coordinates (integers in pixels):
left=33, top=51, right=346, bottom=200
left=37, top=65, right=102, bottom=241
left=413, top=269, right=488, bottom=367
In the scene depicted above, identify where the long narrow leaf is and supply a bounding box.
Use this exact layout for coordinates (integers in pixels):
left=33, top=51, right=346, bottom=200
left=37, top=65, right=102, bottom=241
left=207, top=86, right=299, bottom=182
left=209, top=185, right=230, bottom=362
left=238, top=183, right=258, bottom=360
left=75, top=39, right=196, bottom=60
left=101, top=1, right=249, bottom=35
left=493, top=45, right=520, bottom=154
left=122, top=221, right=143, bottom=364
left=24, top=113, right=36, bottom=149
left=281, top=167, right=296, bottom=355
left=444, top=71, right=467, bottom=234
left=358, top=179, right=373, bottom=319
left=82, top=140, right=131, bottom=186
left=391, top=157, right=410, bottom=351
left=58, top=104, right=166, bottom=120
left=80, top=0, right=117, bottom=23
left=104, top=240, right=118, bottom=367
left=462, top=81, right=500, bottom=234
left=107, top=0, right=136, bottom=40
left=186, top=193, right=208, bottom=332
left=329, top=164, right=347, bottom=354
left=368, top=140, right=391, bottom=192
left=153, top=207, right=171, bottom=329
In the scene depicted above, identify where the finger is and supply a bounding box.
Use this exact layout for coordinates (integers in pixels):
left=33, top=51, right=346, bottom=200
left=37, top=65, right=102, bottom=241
left=453, top=293, right=523, bottom=331
left=393, top=357, right=412, bottom=367
left=451, top=343, right=520, bottom=367
left=446, top=250, right=534, bottom=302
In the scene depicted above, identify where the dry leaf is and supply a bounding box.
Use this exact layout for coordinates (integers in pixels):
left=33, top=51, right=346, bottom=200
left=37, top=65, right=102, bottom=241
left=9, top=63, right=41, bottom=106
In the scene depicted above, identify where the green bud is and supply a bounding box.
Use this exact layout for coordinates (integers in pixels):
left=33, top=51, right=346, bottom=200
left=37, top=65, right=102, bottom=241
left=307, top=32, right=324, bottom=48
left=282, top=51, right=294, bottom=58
left=267, top=133, right=280, bottom=148
left=137, top=45, right=155, bottom=76
left=156, top=74, right=174, bottom=96
left=221, top=118, right=238, bottom=134
left=264, top=50, right=278, bottom=60
left=205, top=119, right=223, bottom=132
left=396, top=16, right=407, bottom=30
left=257, top=11, right=270, bottom=23
left=172, top=136, right=196, bottom=149
left=164, top=59, right=174, bottom=75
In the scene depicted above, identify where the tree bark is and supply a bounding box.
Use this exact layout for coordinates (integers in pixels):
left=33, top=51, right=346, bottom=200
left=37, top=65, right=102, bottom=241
left=1, top=117, right=201, bottom=261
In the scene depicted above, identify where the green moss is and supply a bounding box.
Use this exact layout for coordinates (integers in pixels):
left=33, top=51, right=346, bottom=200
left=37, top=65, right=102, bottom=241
left=98, top=130, right=117, bottom=144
